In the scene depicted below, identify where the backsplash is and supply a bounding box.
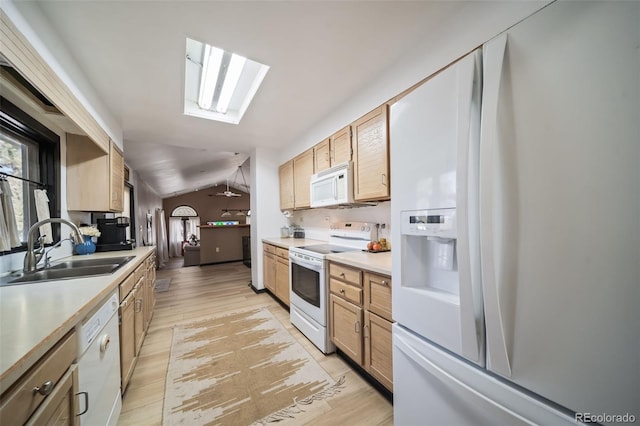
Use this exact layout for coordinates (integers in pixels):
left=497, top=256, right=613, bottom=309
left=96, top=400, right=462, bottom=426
left=288, top=201, right=391, bottom=244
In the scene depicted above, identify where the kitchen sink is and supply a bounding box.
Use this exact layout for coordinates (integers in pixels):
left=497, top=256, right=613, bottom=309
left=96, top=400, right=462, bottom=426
left=47, top=256, right=135, bottom=270
left=1, top=256, right=135, bottom=286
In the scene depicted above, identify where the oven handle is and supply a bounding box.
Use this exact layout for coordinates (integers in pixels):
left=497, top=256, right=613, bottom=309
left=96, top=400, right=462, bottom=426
left=290, top=255, right=323, bottom=273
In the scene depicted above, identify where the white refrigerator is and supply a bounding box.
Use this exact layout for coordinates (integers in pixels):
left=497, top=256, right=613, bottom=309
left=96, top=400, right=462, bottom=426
left=390, top=2, right=639, bottom=425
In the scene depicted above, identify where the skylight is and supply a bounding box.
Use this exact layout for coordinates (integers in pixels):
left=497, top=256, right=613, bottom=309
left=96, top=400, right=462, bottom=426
left=184, top=38, right=269, bottom=124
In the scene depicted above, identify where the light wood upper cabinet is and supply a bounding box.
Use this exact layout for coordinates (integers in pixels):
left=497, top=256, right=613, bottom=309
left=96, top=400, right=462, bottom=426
left=352, top=105, right=390, bottom=201
left=293, top=148, right=314, bottom=209
left=314, top=138, right=331, bottom=172
left=314, top=126, right=352, bottom=174
left=330, top=125, right=352, bottom=166
left=278, top=160, right=294, bottom=211
left=67, top=134, right=124, bottom=212
left=109, top=143, right=124, bottom=212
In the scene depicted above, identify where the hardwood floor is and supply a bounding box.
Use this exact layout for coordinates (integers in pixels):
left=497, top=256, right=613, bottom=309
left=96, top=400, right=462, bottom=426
left=118, top=258, right=393, bottom=425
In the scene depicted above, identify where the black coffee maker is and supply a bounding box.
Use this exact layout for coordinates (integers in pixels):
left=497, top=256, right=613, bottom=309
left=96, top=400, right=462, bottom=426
left=96, top=217, right=134, bottom=252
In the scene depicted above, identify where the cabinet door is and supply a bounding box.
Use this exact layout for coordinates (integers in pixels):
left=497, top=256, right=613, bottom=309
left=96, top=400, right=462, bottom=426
left=293, top=148, right=314, bottom=209
left=275, top=256, right=290, bottom=306
left=352, top=105, right=390, bottom=201
left=363, top=272, right=392, bottom=321
left=263, top=250, right=276, bottom=293
left=329, top=294, right=363, bottom=364
left=330, top=125, right=352, bottom=165
left=109, top=142, right=124, bottom=212
left=364, top=311, right=393, bottom=391
left=279, top=160, right=295, bottom=210
left=26, top=365, right=79, bottom=426
left=119, top=292, right=136, bottom=392
left=314, top=139, right=331, bottom=172
left=133, top=281, right=145, bottom=355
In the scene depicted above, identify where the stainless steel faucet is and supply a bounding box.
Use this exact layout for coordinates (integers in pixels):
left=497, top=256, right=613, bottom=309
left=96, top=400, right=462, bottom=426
left=24, top=218, right=84, bottom=273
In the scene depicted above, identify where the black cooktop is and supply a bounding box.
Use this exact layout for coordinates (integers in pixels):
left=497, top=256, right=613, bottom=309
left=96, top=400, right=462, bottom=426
left=296, top=244, right=357, bottom=255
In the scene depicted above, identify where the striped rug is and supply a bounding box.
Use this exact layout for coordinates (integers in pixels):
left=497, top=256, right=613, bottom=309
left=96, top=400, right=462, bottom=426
left=162, top=307, right=343, bottom=425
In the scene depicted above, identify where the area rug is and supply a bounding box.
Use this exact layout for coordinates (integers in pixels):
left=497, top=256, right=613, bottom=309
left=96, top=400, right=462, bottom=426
left=162, top=307, right=344, bottom=425
left=155, top=278, right=172, bottom=293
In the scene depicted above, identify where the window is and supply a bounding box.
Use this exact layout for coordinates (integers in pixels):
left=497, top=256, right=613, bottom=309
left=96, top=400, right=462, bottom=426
left=1, top=96, right=60, bottom=253
left=169, top=205, right=199, bottom=257
left=184, top=37, right=269, bottom=125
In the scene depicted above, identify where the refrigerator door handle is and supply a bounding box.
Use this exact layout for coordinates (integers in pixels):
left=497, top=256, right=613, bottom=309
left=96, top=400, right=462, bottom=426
left=394, top=333, right=533, bottom=425
left=456, top=49, right=485, bottom=364
left=480, top=33, right=513, bottom=378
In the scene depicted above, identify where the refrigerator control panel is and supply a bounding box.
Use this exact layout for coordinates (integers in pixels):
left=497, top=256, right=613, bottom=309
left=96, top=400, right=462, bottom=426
left=401, top=209, right=457, bottom=239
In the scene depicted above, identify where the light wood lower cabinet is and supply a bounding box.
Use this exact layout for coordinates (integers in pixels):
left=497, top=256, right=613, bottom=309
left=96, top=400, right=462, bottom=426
left=26, top=365, right=79, bottom=426
left=119, top=251, right=156, bottom=393
left=329, top=294, right=363, bottom=363
left=133, top=279, right=145, bottom=355
left=275, top=255, right=290, bottom=306
left=263, top=249, right=276, bottom=293
left=119, top=291, right=136, bottom=392
left=364, top=311, right=393, bottom=391
left=263, top=243, right=290, bottom=306
left=0, top=330, right=78, bottom=426
left=329, top=262, right=393, bottom=391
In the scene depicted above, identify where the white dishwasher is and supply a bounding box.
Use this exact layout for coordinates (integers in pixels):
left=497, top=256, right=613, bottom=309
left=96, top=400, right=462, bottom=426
left=77, top=289, right=122, bottom=425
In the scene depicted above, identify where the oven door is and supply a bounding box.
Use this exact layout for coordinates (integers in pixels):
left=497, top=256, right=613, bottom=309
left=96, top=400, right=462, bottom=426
left=289, top=254, right=326, bottom=326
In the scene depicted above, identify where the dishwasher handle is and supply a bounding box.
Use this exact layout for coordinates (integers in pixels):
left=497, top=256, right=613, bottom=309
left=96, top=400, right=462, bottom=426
left=76, top=391, right=89, bottom=416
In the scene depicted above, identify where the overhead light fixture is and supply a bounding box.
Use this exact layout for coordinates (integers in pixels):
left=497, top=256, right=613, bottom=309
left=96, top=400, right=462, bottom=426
left=221, top=210, right=232, bottom=217
left=216, top=54, right=247, bottom=114
left=235, top=210, right=245, bottom=216
left=198, top=45, right=224, bottom=110
left=184, top=38, right=270, bottom=124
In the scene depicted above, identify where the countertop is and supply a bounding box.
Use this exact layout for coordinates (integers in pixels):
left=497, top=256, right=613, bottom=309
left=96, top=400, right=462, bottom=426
left=0, top=246, right=156, bottom=394
left=262, top=237, right=326, bottom=249
left=326, top=251, right=392, bottom=276
left=263, top=237, right=392, bottom=276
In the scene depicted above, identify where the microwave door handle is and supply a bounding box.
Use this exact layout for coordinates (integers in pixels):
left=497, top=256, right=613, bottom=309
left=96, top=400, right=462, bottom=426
left=333, top=177, right=338, bottom=199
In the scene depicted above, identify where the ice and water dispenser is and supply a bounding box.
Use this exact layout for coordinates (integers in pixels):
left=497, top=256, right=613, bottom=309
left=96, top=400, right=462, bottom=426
left=400, top=209, right=459, bottom=296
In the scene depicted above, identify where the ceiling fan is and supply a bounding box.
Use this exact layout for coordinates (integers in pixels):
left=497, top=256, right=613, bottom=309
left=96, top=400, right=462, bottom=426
left=215, top=166, right=247, bottom=197
left=215, top=179, right=241, bottom=197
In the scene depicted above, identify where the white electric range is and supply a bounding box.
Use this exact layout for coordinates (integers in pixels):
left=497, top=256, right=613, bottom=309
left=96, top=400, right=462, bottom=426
left=289, top=222, right=377, bottom=353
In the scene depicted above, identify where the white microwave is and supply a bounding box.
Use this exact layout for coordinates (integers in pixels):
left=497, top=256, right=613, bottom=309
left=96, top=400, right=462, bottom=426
left=310, top=161, right=355, bottom=208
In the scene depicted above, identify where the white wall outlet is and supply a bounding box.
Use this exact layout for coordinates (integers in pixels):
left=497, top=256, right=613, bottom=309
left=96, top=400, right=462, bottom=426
left=215, top=247, right=220, bottom=252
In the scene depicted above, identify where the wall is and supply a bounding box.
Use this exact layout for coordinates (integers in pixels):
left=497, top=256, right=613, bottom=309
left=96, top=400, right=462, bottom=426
left=250, top=147, right=288, bottom=290
left=162, top=187, right=250, bottom=227
left=199, top=226, right=250, bottom=264
left=134, top=172, right=163, bottom=246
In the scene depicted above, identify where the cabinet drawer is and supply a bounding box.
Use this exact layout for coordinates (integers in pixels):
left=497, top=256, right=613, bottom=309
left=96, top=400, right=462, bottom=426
left=364, top=272, right=392, bottom=321
left=134, top=264, right=145, bottom=283
left=330, top=278, right=362, bottom=305
left=263, top=243, right=276, bottom=255
left=329, top=263, right=361, bottom=286
left=119, top=272, right=136, bottom=302
left=275, top=247, right=289, bottom=259
left=0, top=330, right=77, bottom=426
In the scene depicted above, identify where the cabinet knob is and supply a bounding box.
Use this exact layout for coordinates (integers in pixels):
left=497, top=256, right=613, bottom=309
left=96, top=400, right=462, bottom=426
left=339, top=289, right=345, bottom=294
left=340, top=272, right=345, bottom=278
left=34, top=380, right=54, bottom=396
left=381, top=280, right=388, bottom=286
left=355, top=321, right=360, bottom=334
